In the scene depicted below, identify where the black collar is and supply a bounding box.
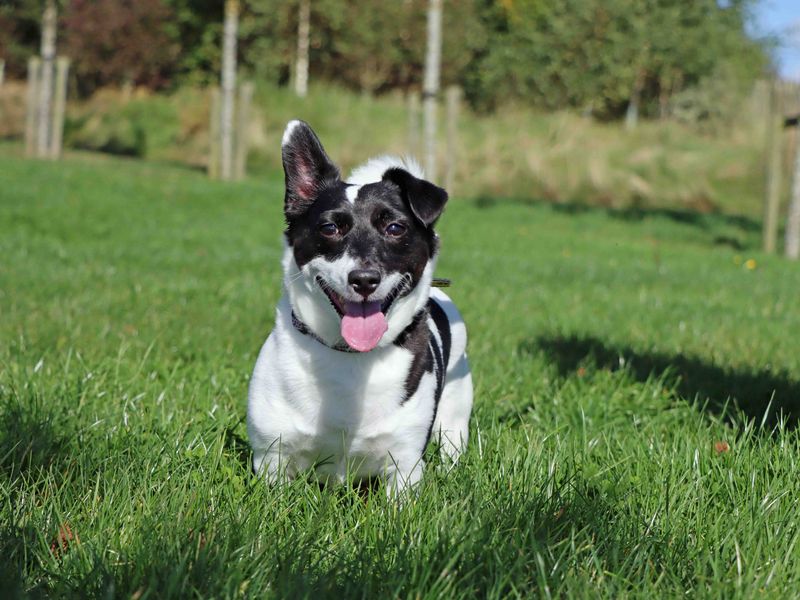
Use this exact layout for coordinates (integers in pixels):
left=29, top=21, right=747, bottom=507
left=291, top=311, right=357, bottom=352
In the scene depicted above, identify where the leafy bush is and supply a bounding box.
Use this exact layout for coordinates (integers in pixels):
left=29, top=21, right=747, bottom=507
left=0, top=82, right=27, bottom=139
left=64, top=90, right=180, bottom=158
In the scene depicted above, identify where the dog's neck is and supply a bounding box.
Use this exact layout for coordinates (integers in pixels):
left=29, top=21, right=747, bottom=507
left=290, top=310, right=357, bottom=352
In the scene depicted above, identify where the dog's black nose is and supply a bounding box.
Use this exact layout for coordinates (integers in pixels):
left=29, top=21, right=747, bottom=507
left=348, top=269, right=381, bottom=298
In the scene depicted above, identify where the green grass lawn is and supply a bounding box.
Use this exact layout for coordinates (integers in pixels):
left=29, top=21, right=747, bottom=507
left=2, top=146, right=800, bottom=598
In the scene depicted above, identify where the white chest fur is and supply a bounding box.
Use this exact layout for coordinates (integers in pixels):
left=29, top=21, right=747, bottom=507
left=247, top=298, right=437, bottom=484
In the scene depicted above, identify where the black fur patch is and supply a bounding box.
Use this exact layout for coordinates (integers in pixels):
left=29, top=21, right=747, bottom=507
left=394, top=309, right=434, bottom=404
left=394, top=298, right=453, bottom=453
left=282, top=121, right=340, bottom=217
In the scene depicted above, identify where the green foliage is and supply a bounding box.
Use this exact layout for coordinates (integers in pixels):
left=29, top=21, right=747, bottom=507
left=62, top=89, right=208, bottom=164
left=0, top=0, right=45, bottom=79
left=1, top=149, right=800, bottom=597
left=462, top=0, right=768, bottom=118
left=161, top=0, right=223, bottom=85
left=65, top=110, right=147, bottom=157
left=236, top=0, right=483, bottom=93
left=0, top=0, right=770, bottom=120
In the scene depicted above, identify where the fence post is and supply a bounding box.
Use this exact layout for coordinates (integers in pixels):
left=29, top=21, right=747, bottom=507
left=208, top=87, right=221, bottom=179
left=234, top=82, right=254, bottom=181
left=0, top=60, right=5, bottom=87
left=49, top=57, right=69, bottom=159
left=25, top=57, right=42, bottom=157
left=763, top=80, right=784, bottom=253
left=445, top=85, right=460, bottom=194
left=785, top=116, right=800, bottom=260
left=423, top=0, right=442, bottom=181
left=407, top=90, right=420, bottom=158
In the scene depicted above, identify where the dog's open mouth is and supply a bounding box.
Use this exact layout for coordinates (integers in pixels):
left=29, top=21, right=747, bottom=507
left=315, top=275, right=406, bottom=352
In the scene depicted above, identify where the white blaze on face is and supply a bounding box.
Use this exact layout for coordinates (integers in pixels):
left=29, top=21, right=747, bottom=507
left=345, top=185, right=360, bottom=204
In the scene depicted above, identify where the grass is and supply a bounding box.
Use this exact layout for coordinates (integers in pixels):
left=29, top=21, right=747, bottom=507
left=2, top=144, right=800, bottom=598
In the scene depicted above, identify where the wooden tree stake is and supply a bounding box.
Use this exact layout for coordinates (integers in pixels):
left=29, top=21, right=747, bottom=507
left=208, top=87, right=221, bottom=179
left=445, top=85, right=460, bottom=194
left=785, top=122, right=800, bottom=260
left=25, top=57, right=42, bottom=157
left=234, top=82, right=254, bottom=180
left=763, top=80, right=784, bottom=254
left=49, top=57, right=70, bottom=159
left=407, top=90, right=420, bottom=158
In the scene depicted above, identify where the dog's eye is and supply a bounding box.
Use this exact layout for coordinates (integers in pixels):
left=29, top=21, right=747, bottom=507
left=385, top=223, right=406, bottom=237
left=319, top=223, right=339, bottom=237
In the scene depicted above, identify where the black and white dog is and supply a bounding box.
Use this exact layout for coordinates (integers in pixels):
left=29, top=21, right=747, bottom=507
left=247, top=121, right=473, bottom=495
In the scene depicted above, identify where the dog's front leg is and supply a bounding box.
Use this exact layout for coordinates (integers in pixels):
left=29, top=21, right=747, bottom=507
left=252, top=443, right=289, bottom=485
left=384, top=455, right=425, bottom=499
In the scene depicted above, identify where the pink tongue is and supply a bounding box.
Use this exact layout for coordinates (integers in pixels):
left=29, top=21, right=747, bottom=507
left=341, top=301, right=388, bottom=352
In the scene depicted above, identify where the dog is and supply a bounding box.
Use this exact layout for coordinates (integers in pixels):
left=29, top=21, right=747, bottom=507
left=247, top=120, right=473, bottom=495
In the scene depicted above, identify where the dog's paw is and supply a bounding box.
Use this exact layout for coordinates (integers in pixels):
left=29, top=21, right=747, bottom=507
left=252, top=450, right=287, bottom=485
left=383, top=461, right=424, bottom=502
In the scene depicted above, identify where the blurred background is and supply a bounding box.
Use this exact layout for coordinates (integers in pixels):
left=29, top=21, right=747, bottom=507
left=0, top=0, right=799, bottom=228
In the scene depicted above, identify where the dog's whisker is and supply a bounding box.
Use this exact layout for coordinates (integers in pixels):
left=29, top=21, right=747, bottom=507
left=285, top=271, right=306, bottom=285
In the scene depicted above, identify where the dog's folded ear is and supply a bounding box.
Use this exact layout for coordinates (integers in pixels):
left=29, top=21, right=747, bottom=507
left=382, top=168, right=448, bottom=227
left=281, top=120, right=340, bottom=216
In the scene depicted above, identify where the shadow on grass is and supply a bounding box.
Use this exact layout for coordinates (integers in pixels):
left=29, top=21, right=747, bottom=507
left=0, top=523, right=49, bottom=600
left=268, top=476, right=682, bottom=597
left=0, top=395, right=75, bottom=598
left=0, top=475, right=680, bottom=598
left=0, top=392, right=73, bottom=481
left=524, top=335, right=800, bottom=426
left=474, top=195, right=760, bottom=247
left=222, top=422, right=252, bottom=472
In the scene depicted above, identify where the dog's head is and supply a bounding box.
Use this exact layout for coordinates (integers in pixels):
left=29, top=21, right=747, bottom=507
left=279, top=120, right=448, bottom=352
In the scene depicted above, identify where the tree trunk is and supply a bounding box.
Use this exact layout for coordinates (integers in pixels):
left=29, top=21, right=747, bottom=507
left=295, top=0, right=310, bottom=98
left=0, top=60, right=5, bottom=87
left=423, top=0, right=442, bottom=181
left=220, top=0, right=239, bottom=181
left=625, top=68, right=645, bottom=131
left=658, top=73, right=672, bottom=120
left=763, top=80, right=783, bottom=254
left=37, top=0, right=57, bottom=158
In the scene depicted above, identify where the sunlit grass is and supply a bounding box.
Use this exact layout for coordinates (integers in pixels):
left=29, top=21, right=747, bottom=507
left=1, top=150, right=799, bottom=598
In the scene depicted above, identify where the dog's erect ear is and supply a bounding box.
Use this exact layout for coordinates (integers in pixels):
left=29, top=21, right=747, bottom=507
left=281, top=120, right=340, bottom=216
left=382, top=168, right=448, bottom=227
